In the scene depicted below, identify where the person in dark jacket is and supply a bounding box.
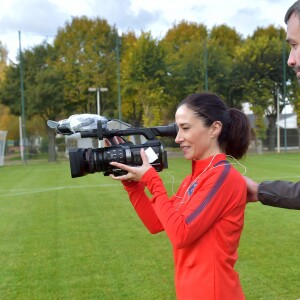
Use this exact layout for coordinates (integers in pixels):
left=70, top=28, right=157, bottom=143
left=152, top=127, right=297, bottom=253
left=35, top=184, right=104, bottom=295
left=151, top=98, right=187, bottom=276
left=246, top=0, right=300, bottom=209
left=245, top=177, right=300, bottom=209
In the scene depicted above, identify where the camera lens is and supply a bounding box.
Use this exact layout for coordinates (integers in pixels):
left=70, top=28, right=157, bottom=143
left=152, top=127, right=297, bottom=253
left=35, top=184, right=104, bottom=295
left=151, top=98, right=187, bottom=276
left=68, top=140, right=167, bottom=178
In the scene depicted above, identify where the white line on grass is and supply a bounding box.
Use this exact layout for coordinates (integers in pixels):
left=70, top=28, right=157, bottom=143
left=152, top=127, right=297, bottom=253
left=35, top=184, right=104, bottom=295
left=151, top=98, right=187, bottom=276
left=0, top=180, right=177, bottom=198
left=1, top=175, right=300, bottom=198
left=0, top=184, right=120, bottom=198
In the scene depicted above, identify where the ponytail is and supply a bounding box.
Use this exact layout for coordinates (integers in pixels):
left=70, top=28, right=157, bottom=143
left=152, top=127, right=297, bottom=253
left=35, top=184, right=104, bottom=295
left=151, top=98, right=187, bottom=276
left=221, top=108, right=251, bottom=159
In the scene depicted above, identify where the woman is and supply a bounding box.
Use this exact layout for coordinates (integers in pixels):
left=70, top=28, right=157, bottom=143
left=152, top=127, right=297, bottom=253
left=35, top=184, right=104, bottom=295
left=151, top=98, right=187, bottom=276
left=110, top=92, right=251, bottom=300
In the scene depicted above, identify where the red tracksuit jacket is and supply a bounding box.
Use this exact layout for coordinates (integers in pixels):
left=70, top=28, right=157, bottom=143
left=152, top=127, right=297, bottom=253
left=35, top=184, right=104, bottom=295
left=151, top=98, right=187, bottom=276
left=123, top=154, right=246, bottom=300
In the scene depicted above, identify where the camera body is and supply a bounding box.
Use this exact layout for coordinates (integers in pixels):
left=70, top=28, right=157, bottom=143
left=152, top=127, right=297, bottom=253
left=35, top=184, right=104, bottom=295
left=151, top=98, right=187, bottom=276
left=48, top=115, right=177, bottom=178
left=69, top=139, right=167, bottom=177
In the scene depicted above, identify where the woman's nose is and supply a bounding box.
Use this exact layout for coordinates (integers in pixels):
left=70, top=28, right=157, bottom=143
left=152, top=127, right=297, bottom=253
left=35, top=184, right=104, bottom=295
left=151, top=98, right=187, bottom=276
left=175, top=131, right=183, bottom=144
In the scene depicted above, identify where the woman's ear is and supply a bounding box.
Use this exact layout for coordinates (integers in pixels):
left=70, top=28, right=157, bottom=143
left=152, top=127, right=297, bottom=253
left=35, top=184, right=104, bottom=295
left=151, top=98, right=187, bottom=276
left=210, top=121, right=222, bottom=138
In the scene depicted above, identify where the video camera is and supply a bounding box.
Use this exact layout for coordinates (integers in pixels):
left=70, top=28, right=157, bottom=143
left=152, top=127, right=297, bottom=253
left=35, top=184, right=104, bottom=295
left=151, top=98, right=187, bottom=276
left=47, top=114, right=178, bottom=178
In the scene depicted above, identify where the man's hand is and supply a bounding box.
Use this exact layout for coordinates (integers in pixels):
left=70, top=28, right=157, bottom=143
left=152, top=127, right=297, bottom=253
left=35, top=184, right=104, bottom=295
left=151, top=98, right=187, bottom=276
left=244, top=176, right=259, bottom=203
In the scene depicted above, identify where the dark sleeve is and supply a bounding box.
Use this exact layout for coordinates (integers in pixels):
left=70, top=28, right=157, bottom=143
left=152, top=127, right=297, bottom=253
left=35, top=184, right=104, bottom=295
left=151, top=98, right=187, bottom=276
left=258, top=180, right=300, bottom=210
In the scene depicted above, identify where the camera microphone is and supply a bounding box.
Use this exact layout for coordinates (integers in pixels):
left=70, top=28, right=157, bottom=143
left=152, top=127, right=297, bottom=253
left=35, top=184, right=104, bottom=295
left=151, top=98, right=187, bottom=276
left=47, top=114, right=109, bottom=135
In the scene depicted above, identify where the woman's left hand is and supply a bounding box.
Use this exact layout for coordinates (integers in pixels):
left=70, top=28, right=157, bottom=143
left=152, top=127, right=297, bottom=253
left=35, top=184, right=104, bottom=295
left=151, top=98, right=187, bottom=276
left=109, top=148, right=152, bottom=181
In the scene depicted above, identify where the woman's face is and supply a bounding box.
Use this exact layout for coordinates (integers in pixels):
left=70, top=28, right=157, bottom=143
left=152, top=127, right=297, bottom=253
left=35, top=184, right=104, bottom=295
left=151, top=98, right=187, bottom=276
left=175, top=104, right=220, bottom=160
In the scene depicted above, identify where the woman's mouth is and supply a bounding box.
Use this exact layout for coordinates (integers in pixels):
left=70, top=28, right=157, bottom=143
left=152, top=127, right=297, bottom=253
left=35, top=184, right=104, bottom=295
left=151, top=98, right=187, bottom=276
left=181, top=146, right=190, bottom=154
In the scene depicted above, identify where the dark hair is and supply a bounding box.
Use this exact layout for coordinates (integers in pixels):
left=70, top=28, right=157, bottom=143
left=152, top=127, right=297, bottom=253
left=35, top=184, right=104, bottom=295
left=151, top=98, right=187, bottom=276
left=178, top=92, right=251, bottom=159
left=285, top=0, right=300, bottom=24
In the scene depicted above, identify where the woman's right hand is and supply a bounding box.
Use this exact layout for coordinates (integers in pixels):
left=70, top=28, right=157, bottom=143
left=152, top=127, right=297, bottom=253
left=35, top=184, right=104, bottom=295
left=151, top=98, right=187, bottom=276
left=110, top=148, right=152, bottom=182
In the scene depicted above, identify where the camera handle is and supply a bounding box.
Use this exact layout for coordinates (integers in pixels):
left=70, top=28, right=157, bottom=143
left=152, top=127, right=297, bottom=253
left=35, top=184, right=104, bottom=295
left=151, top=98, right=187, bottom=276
left=97, top=121, right=178, bottom=141
left=97, top=123, right=155, bottom=141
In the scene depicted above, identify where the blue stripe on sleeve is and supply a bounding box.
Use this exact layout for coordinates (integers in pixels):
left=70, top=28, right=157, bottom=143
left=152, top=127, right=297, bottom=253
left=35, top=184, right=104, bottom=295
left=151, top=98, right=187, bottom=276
left=185, top=163, right=231, bottom=224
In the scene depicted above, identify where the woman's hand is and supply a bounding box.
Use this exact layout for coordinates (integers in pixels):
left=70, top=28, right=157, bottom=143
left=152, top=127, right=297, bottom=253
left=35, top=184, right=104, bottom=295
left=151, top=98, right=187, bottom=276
left=103, top=136, right=125, bottom=147
left=110, top=148, right=152, bottom=182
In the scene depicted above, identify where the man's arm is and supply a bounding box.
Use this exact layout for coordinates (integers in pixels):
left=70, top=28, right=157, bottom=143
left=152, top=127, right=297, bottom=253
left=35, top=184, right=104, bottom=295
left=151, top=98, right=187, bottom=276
left=258, top=180, right=300, bottom=209
left=245, top=177, right=300, bottom=209
left=244, top=177, right=259, bottom=203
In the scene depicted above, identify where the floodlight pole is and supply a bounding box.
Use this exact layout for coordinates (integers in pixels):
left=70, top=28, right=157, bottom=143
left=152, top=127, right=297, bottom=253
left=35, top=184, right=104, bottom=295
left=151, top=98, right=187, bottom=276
left=116, top=34, right=122, bottom=123
left=276, top=87, right=280, bottom=153
left=88, top=87, right=108, bottom=115
left=283, top=39, right=287, bottom=152
left=19, top=30, right=27, bottom=164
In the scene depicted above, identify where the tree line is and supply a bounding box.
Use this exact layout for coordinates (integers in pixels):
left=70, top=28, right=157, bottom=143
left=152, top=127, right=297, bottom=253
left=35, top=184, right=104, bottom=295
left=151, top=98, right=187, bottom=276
left=0, top=17, right=298, bottom=160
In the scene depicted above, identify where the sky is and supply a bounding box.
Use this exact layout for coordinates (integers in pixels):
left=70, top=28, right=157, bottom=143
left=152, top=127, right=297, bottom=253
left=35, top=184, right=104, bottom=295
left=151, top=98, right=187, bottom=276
left=0, top=0, right=293, bottom=62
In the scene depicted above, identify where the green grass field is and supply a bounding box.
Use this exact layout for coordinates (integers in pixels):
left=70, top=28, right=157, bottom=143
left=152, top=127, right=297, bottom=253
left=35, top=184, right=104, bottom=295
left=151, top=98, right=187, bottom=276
left=0, top=152, right=299, bottom=299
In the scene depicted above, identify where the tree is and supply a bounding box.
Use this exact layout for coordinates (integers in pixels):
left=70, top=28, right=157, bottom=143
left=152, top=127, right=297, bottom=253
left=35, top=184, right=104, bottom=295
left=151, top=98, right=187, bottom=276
left=160, top=21, right=208, bottom=114
left=121, top=31, right=169, bottom=126
left=0, top=42, right=19, bottom=141
left=28, top=66, right=65, bottom=161
left=0, top=62, right=21, bottom=115
left=53, top=16, right=119, bottom=117
left=160, top=22, right=243, bottom=113
left=233, top=25, right=294, bottom=151
left=0, top=42, right=65, bottom=161
left=207, top=25, right=243, bottom=108
left=0, top=41, right=8, bottom=82
left=0, top=104, right=19, bottom=140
